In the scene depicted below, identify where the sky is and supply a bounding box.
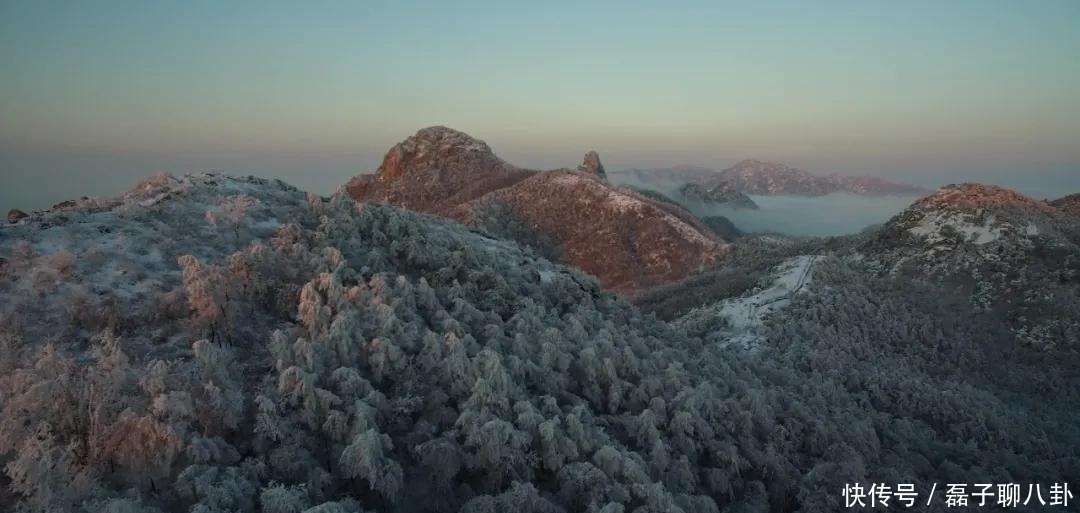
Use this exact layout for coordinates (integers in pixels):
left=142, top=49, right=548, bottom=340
left=2, top=0, right=1080, bottom=211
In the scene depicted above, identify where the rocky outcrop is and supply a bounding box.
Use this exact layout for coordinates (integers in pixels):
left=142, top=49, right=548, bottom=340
left=345, top=127, right=727, bottom=293
left=7, top=209, right=28, bottom=224
left=577, top=150, right=607, bottom=180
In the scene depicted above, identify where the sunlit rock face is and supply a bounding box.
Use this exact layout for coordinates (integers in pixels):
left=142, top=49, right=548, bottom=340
left=577, top=150, right=607, bottom=181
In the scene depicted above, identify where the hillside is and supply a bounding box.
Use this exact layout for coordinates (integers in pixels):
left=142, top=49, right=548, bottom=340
left=345, top=127, right=726, bottom=293
left=1, top=174, right=1079, bottom=513
left=862, top=183, right=1080, bottom=349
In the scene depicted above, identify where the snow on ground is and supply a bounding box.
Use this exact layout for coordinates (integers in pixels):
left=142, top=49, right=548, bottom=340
left=908, top=211, right=1002, bottom=245
left=677, top=255, right=817, bottom=350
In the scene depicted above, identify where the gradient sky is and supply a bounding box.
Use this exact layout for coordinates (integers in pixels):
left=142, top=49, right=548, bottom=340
left=2, top=0, right=1079, bottom=210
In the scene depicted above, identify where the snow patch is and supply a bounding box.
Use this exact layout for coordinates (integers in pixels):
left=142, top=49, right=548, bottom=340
left=909, top=211, right=1002, bottom=245
left=679, top=255, right=817, bottom=350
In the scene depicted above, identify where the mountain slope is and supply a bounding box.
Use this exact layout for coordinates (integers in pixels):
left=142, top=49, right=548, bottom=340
left=345, top=127, right=726, bottom=293
left=2, top=173, right=1079, bottom=512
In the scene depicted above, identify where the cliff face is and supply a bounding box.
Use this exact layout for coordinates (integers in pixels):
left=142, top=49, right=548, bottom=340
left=344, top=127, right=726, bottom=293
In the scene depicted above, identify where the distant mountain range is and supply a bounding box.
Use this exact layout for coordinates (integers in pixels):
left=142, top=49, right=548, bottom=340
left=616, top=159, right=929, bottom=197
left=344, top=126, right=728, bottom=293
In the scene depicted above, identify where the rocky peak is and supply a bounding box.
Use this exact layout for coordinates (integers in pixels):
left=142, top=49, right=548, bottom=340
left=578, top=150, right=607, bottom=180
left=375, top=126, right=501, bottom=183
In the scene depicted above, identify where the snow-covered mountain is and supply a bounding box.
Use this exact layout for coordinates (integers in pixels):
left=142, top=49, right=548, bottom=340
left=344, top=127, right=727, bottom=293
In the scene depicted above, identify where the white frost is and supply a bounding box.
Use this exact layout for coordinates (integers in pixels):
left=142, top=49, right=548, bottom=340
left=908, top=211, right=1002, bottom=245
left=679, top=255, right=817, bottom=350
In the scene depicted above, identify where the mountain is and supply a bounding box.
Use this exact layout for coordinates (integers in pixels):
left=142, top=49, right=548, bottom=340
left=867, top=183, right=1060, bottom=251
left=3, top=173, right=1079, bottom=512
left=612, top=160, right=928, bottom=197
left=706, top=160, right=834, bottom=196
left=676, top=182, right=759, bottom=210
left=862, top=183, right=1080, bottom=349
left=345, top=127, right=727, bottom=293
left=343, top=126, right=536, bottom=216
left=0, top=173, right=732, bottom=512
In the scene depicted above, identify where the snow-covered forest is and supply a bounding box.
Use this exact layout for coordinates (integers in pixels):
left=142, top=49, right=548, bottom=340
left=0, top=174, right=1078, bottom=513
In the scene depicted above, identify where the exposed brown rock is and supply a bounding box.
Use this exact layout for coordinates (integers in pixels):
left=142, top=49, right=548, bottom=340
left=578, top=150, right=607, bottom=180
